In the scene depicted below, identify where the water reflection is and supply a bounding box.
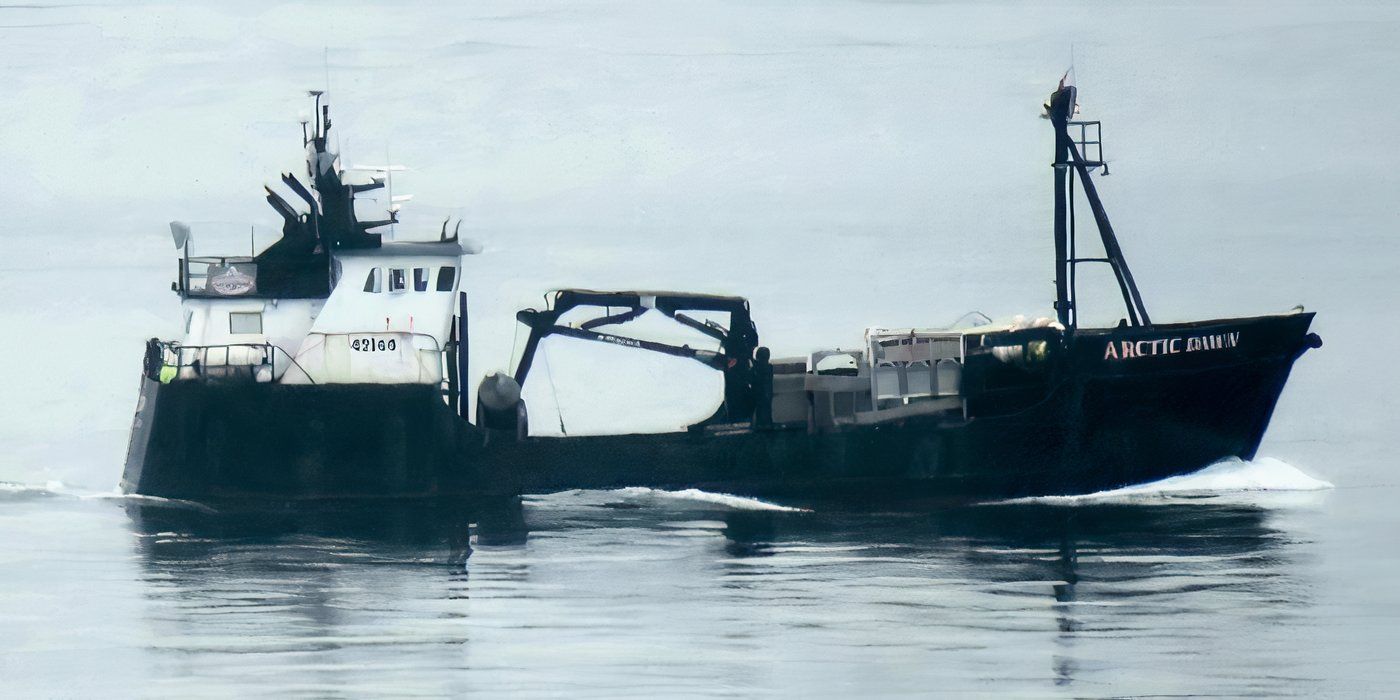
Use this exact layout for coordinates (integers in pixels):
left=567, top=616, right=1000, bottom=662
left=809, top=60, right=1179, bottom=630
left=121, top=495, right=1311, bottom=696
left=713, top=502, right=1294, bottom=691
left=127, top=496, right=528, bottom=566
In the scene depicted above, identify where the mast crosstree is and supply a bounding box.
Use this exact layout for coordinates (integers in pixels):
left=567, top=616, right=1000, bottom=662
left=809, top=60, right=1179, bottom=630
left=1047, top=84, right=1151, bottom=330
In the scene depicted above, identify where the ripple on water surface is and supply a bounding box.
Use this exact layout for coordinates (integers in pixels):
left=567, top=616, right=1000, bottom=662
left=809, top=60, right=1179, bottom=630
left=0, top=458, right=1360, bottom=697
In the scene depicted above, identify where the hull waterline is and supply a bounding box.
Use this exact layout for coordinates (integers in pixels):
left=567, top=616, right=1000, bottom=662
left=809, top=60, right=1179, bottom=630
left=122, top=313, right=1318, bottom=505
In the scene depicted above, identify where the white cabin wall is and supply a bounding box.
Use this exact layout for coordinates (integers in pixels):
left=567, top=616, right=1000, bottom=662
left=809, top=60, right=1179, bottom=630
left=313, top=254, right=459, bottom=343
left=286, top=251, right=462, bottom=385
left=180, top=297, right=324, bottom=377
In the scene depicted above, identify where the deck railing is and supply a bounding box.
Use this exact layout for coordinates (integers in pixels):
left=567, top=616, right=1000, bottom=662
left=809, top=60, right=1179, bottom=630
left=144, top=339, right=279, bottom=382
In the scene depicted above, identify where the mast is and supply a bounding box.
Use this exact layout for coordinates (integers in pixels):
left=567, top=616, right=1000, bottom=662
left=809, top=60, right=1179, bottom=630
left=1047, top=84, right=1151, bottom=329
left=294, top=92, right=386, bottom=251
left=1051, top=90, right=1073, bottom=328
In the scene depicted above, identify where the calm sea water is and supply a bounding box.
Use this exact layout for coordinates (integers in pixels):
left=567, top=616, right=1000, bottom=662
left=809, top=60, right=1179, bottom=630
left=2, top=457, right=1395, bottom=698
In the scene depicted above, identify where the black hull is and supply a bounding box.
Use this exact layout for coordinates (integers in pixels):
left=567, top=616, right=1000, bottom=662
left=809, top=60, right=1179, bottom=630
left=122, top=313, right=1317, bottom=504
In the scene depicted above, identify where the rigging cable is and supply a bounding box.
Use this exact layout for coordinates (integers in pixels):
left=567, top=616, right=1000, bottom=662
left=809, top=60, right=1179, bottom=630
left=508, top=321, right=521, bottom=375
left=1068, top=166, right=1077, bottom=328
left=539, top=342, right=567, bottom=435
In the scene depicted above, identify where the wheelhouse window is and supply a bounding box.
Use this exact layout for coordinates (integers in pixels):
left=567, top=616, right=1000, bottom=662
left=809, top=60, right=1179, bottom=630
left=413, top=268, right=429, bottom=292
left=388, top=268, right=407, bottom=292
left=436, top=266, right=457, bottom=292
left=228, top=311, right=262, bottom=335
left=363, top=268, right=382, bottom=293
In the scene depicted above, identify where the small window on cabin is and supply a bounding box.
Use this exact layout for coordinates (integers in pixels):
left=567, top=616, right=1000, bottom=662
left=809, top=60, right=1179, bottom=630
left=413, top=268, right=429, bottom=292
left=363, top=268, right=382, bottom=293
left=388, top=268, right=407, bottom=292
left=436, top=266, right=456, bottom=292
left=229, top=312, right=262, bottom=335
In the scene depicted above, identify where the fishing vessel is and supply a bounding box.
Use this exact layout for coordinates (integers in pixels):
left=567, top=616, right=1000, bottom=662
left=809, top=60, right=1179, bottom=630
left=122, top=82, right=1321, bottom=503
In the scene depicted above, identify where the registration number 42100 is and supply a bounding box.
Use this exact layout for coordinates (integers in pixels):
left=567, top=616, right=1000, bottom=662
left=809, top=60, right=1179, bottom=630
left=351, top=337, right=398, bottom=352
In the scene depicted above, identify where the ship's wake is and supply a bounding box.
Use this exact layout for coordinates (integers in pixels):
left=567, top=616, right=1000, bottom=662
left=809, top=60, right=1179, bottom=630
left=999, top=457, right=1333, bottom=505
left=530, top=487, right=808, bottom=512
left=0, top=480, right=216, bottom=511
left=7, top=457, right=1332, bottom=514
left=0, top=480, right=67, bottom=501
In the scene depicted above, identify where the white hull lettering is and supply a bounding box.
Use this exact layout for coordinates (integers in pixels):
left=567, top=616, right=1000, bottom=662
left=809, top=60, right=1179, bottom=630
left=1104, top=331, right=1239, bottom=361
left=600, top=334, right=642, bottom=349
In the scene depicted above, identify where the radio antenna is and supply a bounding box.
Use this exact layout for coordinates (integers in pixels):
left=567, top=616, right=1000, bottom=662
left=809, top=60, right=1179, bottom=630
left=324, top=47, right=343, bottom=157
left=385, top=145, right=396, bottom=239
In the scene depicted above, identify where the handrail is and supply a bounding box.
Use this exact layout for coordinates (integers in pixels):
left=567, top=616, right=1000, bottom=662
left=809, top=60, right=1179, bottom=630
left=288, top=331, right=446, bottom=385
left=146, top=340, right=277, bottom=383
left=146, top=332, right=451, bottom=385
left=300, top=330, right=442, bottom=352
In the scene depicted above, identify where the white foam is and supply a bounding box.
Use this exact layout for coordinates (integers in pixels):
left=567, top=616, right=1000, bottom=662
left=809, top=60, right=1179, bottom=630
left=79, top=491, right=219, bottom=513
left=1002, top=457, right=1333, bottom=505
left=0, top=480, right=64, bottom=497
left=530, top=486, right=807, bottom=512
left=0, top=481, right=217, bottom=512
left=615, top=487, right=809, bottom=512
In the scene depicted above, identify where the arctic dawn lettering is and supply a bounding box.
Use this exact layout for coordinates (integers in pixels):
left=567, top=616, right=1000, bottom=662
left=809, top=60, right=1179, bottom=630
left=1103, top=331, right=1240, bottom=361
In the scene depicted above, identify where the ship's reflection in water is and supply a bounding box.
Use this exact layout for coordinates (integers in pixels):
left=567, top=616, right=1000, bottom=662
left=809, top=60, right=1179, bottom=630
left=123, top=493, right=1317, bottom=696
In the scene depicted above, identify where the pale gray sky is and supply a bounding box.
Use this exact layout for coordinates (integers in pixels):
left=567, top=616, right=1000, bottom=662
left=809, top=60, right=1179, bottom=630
left=2, top=1, right=1395, bottom=484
